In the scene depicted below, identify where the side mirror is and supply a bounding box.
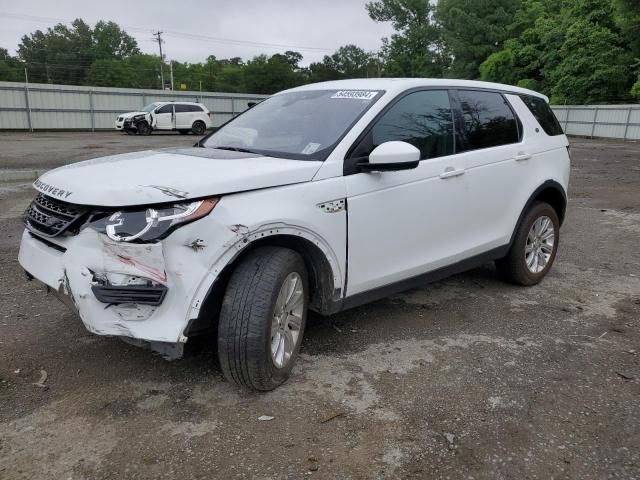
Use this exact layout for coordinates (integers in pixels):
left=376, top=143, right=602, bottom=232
left=357, top=141, right=421, bottom=172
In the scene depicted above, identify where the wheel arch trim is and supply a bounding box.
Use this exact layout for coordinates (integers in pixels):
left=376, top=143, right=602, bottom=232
left=510, top=180, right=567, bottom=247
left=183, top=223, right=343, bottom=337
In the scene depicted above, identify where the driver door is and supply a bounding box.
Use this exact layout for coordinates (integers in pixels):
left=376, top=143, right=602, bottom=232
left=345, top=89, right=469, bottom=296
left=153, top=103, right=174, bottom=130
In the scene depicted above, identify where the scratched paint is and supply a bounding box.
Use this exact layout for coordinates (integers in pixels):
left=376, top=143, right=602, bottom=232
left=101, top=238, right=167, bottom=285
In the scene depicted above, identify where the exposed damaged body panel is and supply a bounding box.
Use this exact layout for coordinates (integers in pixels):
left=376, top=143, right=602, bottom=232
left=19, top=175, right=347, bottom=357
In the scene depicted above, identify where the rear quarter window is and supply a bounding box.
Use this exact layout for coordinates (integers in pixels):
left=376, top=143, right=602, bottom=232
left=455, top=90, right=520, bottom=151
left=520, top=95, right=564, bottom=136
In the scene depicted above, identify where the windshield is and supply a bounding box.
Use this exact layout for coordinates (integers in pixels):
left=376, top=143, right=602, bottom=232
left=142, top=103, right=160, bottom=112
left=203, top=89, right=383, bottom=160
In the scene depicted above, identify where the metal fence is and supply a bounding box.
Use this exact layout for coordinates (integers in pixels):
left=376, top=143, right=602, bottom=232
left=0, top=81, right=268, bottom=130
left=1, top=81, right=638, bottom=140
left=551, top=105, right=640, bottom=141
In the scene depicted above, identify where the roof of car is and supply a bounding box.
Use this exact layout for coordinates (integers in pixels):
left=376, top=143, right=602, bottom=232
left=155, top=101, right=205, bottom=105
left=283, top=78, right=548, bottom=102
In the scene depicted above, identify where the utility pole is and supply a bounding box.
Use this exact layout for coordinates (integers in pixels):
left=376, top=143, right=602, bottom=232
left=153, top=31, right=165, bottom=90
left=170, top=60, right=174, bottom=91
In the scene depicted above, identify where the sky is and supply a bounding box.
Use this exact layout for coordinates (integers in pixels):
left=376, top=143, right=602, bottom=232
left=0, top=0, right=395, bottom=65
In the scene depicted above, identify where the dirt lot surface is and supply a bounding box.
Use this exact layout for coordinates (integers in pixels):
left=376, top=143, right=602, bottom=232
left=0, top=135, right=639, bottom=479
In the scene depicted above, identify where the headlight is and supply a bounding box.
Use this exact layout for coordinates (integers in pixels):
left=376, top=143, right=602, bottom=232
left=88, top=198, right=218, bottom=242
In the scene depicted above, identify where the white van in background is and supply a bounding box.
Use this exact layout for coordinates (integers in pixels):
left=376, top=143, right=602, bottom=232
left=115, top=101, right=212, bottom=135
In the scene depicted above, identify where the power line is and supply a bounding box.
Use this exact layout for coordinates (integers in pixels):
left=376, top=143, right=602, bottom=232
left=161, top=30, right=332, bottom=52
left=0, top=11, right=334, bottom=53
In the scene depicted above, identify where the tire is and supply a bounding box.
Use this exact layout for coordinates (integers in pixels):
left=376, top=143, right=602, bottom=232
left=217, top=247, right=308, bottom=391
left=179, top=130, right=190, bottom=135
left=191, top=120, right=206, bottom=135
left=136, top=121, right=152, bottom=136
left=496, top=201, right=560, bottom=286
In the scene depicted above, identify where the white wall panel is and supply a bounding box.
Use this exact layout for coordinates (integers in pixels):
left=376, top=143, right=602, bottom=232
left=0, top=81, right=267, bottom=130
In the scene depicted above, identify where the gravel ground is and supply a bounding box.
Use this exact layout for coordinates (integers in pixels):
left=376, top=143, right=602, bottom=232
left=0, top=131, right=199, bottom=170
left=0, top=134, right=639, bottom=479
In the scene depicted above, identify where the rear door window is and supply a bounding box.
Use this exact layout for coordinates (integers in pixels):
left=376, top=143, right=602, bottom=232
left=520, top=95, right=564, bottom=136
left=455, top=90, right=520, bottom=151
left=174, top=104, right=189, bottom=113
left=351, top=90, right=454, bottom=161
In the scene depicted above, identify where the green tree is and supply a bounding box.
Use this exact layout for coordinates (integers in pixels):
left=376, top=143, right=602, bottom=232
left=549, top=20, right=631, bottom=103
left=436, top=0, right=522, bottom=79
left=614, top=0, right=640, bottom=96
left=367, top=0, right=448, bottom=77
left=479, top=2, right=564, bottom=92
left=0, top=48, right=24, bottom=82
left=242, top=53, right=306, bottom=94
left=92, top=21, right=139, bottom=60
left=309, top=45, right=376, bottom=82
left=17, top=19, right=139, bottom=85
left=86, top=54, right=160, bottom=89
left=217, top=62, right=246, bottom=92
left=615, top=0, right=640, bottom=56
left=479, top=0, right=634, bottom=103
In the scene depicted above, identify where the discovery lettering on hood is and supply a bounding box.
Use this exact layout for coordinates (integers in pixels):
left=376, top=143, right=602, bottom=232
left=34, top=179, right=73, bottom=199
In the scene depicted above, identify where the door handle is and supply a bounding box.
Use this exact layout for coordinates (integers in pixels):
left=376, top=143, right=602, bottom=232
left=515, top=152, right=532, bottom=162
left=439, top=167, right=466, bottom=179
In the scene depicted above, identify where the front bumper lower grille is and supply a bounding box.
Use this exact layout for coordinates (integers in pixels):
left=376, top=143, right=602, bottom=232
left=91, top=284, right=168, bottom=306
left=24, top=193, right=88, bottom=238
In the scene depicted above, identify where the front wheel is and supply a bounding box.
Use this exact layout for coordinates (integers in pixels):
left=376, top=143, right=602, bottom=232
left=217, top=247, right=308, bottom=391
left=136, top=121, right=152, bottom=136
left=496, top=201, right=560, bottom=286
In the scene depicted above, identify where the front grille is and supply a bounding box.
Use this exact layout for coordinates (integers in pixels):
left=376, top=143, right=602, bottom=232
left=24, top=193, right=89, bottom=238
left=91, top=285, right=168, bottom=306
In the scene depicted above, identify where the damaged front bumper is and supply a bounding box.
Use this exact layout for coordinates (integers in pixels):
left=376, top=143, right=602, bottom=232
left=18, top=221, right=229, bottom=359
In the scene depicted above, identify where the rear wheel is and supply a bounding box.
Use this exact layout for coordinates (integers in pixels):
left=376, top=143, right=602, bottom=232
left=217, top=247, right=308, bottom=391
left=497, top=201, right=560, bottom=286
left=191, top=120, right=206, bottom=135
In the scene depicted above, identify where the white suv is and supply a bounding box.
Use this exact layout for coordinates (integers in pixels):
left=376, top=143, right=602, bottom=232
left=20, top=79, right=569, bottom=391
left=115, top=101, right=211, bottom=135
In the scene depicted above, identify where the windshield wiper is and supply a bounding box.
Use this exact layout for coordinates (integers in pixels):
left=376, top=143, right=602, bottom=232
left=213, top=146, right=275, bottom=157
left=213, top=146, right=256, bottom=153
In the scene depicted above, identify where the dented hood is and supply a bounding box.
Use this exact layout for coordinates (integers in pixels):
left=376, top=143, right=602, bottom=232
left=118, top=111, right=147, bottom=119
left=34, top=147, right=323, bottom=207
